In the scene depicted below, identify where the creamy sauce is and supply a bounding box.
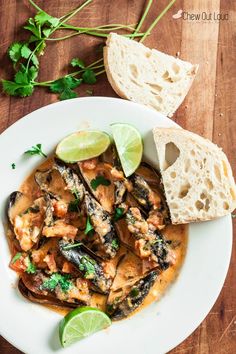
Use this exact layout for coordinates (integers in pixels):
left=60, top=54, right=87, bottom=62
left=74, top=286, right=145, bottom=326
left=9, top=157, right=188, bottom=318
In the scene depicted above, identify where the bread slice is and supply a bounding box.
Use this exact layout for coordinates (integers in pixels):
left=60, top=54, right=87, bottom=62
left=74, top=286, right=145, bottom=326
left=152, top=127, right=236, bottom=224
left=104, top=33, right=198, bottom=117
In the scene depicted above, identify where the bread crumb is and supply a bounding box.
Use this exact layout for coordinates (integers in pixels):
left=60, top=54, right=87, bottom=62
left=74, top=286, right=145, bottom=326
left=176, top=51, right=180, bottom=57
left=218, top=133, right=222, bottom=136
left=219, top=113, right=224, bottom=117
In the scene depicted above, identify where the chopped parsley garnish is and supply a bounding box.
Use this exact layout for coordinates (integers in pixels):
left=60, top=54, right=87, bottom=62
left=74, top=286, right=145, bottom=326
left=63, top=242, right=82, bottom=250
left=130, top=287, right=139, bottom=298
left=25, top=257, right=36, bottom=274
left=68, top=198, right=80, bottom=212
left=24, top=144, right=47, bottom=158
left=41, top=273, right=72, bottom=292
left=11, top=163, right=16, bottom=169
left=11, top=252, right=22, bottom=264
left=113, top=207, right=125, bottom=222
left=79, top=256, right=96, bottom=278
left=84, top=216, right=94, bottom=235
left=111, top=239, right=119, bottom=250
left=90, top=175, right=111, bottom=191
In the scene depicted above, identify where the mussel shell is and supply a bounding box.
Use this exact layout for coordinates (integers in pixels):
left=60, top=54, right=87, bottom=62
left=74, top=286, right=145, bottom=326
left=59, top=240, right=112, bottom=294
left=7, top=191, right=24, bottom=224
left=18, top=279, right=79, bottom=309
left=108, top=270, right=158, bottom=320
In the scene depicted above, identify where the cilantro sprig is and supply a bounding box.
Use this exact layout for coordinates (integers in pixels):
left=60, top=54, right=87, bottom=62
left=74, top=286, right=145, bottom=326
left=2, top=0, right=177, bottom=100
left=41, top=273, right=72, bottom=292
left=24, top=143, right=47, bottom=158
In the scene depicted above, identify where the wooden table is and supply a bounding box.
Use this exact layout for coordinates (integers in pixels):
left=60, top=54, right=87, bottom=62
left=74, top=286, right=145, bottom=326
left=0, top=1, right=235, bottom=353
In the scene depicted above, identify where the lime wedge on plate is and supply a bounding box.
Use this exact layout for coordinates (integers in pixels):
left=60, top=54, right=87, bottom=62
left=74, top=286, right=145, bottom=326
left=59, top=307, right=111, bottom=347
left=111, top=123, right=143, bottom=177
left=56, top=131, right=110, bottom=163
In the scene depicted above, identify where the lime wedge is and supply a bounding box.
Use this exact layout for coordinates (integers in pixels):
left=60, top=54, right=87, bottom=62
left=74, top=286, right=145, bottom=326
left=59, top=307, right=111, bottom=347
left=111, top=123, right=143, bottom=177
left=56, top=131, right=110, bottom=163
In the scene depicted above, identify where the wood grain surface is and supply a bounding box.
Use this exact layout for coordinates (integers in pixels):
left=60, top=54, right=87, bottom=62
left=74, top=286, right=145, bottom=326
left=0, top=1, right=235, bottom=353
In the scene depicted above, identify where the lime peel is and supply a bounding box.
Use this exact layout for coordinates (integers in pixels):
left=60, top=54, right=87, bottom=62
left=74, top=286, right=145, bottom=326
left=56, top=130, right=110, bottom=163
left=111, top=123, right=143, bottom=177
left=59, top=306, right=112, bottom=347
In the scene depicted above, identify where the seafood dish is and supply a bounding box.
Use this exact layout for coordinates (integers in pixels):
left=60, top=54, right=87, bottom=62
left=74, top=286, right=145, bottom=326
left=6, top=134, right=187, bottom=321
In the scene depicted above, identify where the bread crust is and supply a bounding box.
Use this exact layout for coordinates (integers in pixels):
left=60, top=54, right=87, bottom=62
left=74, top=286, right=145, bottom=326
left=103, top=33, right=198, bottom=118
left=152, top=127, right=236, bottom=224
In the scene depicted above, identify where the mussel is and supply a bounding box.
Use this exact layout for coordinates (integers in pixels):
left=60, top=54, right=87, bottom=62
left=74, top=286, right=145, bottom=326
left=107, top=271, right=158, bottom=320
left=83, top=192, right=119, bottom=259
left=54, top=158, right=85, bottom=202
left=116, top=207, right=169, bottom=270
left=18, top=271, right=90, bottom=307
left=59, top=240, right=112, bottom=294
left=7, top=193, right=46, bottom=252
left=78, top=158, right=115, bottom=213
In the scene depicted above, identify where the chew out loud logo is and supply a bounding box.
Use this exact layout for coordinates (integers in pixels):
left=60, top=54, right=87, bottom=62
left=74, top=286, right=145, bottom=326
left=173, top=10, right=229, bottom=21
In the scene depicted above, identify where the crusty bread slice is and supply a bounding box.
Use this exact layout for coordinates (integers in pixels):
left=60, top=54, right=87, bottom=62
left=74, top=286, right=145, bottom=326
left=152, top=127, right=236, bottom=224
left=104, top=33, right=198, bottom=117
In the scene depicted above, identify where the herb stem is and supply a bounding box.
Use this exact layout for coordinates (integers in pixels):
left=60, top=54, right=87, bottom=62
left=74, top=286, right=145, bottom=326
left=133, top=0, right=153, bottom=36
left=140, top=0, right=176, bottom=43
left=28, top=0, right=43, bottom=12
left=26, top=39, right=43, bottom=70
left=95, top=69, right=106, bottom=76
left=51, top=0, right=93, bottom=36
left=46, top=32, right=80, bottom=41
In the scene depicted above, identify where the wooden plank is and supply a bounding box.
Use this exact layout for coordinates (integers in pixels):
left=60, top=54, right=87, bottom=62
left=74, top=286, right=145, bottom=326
left=174, top=0, right=221, bottom=139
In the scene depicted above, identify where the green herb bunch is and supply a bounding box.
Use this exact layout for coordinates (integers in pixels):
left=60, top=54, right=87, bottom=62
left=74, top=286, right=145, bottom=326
left=2, top=0, right=177, bottom=101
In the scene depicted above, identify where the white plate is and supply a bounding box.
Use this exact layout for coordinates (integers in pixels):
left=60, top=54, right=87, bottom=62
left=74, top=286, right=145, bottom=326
left=0, top=97, right=232, bottom=354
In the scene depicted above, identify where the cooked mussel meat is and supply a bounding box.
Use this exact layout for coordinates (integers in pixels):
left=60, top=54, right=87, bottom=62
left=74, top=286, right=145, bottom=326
left=59, top=240, right=112, bottom=294
left=107, top=271, right=158, bottom=320
left=83, top=192, right=119, bottom=259
left=78, top=158, right=115, bottom=213
left=19, top=270, right=90, bottom=307
left=54, top=158, right=85, bottom=202
left=8, top=195, right=46, bottom=252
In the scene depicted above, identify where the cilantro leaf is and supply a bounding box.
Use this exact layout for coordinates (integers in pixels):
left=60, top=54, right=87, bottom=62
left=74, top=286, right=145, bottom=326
left=71, top=58, right=85, bottom=68
left=60, top=89, right=78, bottom=100
left=49, top=77, right=82, bottom=100
left=79, top=256, right=96, bottom=278
left=35, top=11, right=59, bottom=28
left=84, top=216, right=94, bottom=235
left=82, top=69, right=97, bottom=84
left=24, top=18, right=41, bottom=39
left=130, top=287, right=139, bottom=297
left=8, top=42, right=22, bottom=63
left=2, top=79, right=34, bottom=97
left=25, top=257, right=36, bottom=274
left=11, top=163, right=16, bottom=170
left=21, top=44, right=32, bottom=59
left=113, top=207, right=125, bottom=222
left=68, top=198, right=80, bottom=212
left=11, top=252, right=22, bottom=264
left=41, top=273, right=72, bottom=292
left=90, top=175, right=111, bottom=190
left=24, top=144, right=47, bottom=158
left=111, top=239, right=119, bottom=250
